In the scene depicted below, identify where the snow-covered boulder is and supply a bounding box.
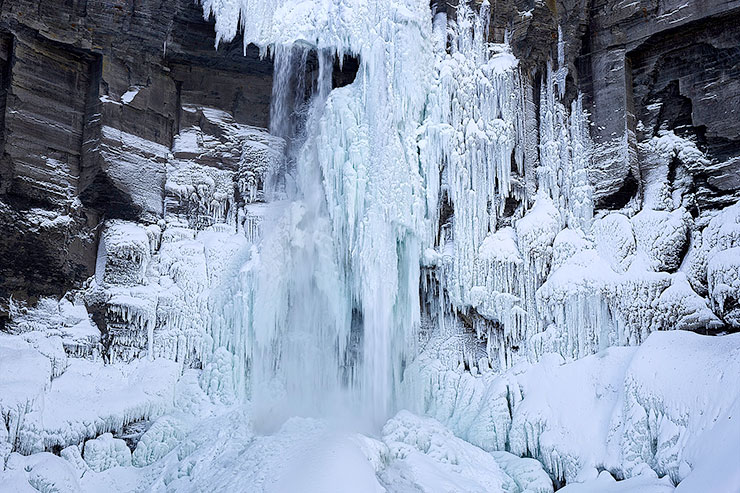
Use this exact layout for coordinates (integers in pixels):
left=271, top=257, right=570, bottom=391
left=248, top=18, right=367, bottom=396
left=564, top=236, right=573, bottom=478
left=60, top=444, right=88, bottom=476
left=707, top=247, right=740, bottom=328
left=551, top=228, right=590, bottom=271
left=632, top=208, right=688, bottom=272
left=516, top=195, right=560, bottom=274
left=83, top=433, right=132, bottom=472
left=592, top=213, right=635, bottom=274
left=381, top=411, right=553, bottom=493
left=652, top=273, right=722, bottom=332
left=2, top=452, right=81, bottom=493
left=685, top=201, right=740, bottom=295
left=132, top=416, right=186, bottom=467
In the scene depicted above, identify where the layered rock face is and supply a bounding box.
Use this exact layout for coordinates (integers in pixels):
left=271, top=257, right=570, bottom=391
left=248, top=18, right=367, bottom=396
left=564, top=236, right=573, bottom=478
left=0, top=0, right=273, bottom=320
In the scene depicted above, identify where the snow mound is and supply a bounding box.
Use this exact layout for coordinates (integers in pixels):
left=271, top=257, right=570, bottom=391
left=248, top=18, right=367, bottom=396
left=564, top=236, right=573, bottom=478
left=381, top=410, right=552, bottom=493
left=132, top=416, right=186, bottom=467
left=84, top=433, right=132, bottom=472
left=405, top=330, right=740, bottom=487
left=2, top=452, right=81, bottom=493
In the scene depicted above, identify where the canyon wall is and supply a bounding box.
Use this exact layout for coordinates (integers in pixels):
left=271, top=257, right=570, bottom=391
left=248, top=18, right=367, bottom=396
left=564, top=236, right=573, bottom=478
left=1, top=0, right=739, bottom=335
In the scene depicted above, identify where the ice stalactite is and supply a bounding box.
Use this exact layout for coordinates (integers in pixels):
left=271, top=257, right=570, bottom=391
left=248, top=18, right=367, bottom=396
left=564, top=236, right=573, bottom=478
left=202, top=0, right=437, bottom=425
left=417, top=3, right=600, bottom=370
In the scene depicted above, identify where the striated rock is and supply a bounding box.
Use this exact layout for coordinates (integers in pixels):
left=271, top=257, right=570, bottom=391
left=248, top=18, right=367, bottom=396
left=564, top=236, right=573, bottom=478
left=0, top=0, right=275, bottom=321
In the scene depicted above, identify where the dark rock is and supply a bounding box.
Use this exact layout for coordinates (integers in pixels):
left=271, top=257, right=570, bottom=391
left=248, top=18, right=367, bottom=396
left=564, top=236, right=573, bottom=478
left=0, top=0, right=739, bottom=321
left=0, top=0, right=275, bottom=309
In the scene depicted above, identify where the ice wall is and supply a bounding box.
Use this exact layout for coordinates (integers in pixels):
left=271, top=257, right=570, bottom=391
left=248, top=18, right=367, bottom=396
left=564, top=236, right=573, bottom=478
left=201, top=0, right=438, bottom=425
left=196, top=0, right=701, bottom=426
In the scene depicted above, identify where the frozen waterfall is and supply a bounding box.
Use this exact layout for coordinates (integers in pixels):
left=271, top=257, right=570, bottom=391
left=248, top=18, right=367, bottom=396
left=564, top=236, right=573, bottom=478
left=203, top=0, right=597, bottom=425
left=206, top=0, right=437, bottom=427
left=3, top=1, right=739, bottom=491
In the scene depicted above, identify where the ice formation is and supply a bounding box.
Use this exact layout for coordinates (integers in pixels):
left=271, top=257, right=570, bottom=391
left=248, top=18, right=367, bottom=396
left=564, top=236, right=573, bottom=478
left=404, top=330, right=740, bottom=489
left=2, top=0, right=740, bottom=491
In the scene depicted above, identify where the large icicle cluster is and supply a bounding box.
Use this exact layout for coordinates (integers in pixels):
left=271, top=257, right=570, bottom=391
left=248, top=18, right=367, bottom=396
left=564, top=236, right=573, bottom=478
left=413, top=4, right=726, bottom=373
left=201, top=0, right=439, bottom=424
left=416, top=3, right=600, bottom=370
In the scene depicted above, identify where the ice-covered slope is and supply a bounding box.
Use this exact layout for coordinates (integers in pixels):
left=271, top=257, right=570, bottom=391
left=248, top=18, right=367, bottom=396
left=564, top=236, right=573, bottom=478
left=404, top=329, right=740, bottom=488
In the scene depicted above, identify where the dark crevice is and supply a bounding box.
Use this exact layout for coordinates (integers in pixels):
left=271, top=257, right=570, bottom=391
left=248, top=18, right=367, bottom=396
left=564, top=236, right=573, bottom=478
left=595, top=171, right=639, bottom=210
left=79, top=172, right=142, bottom=221
left=79, top=51, right=103, bottom=197
left=332, top=55, right=359, bottom=88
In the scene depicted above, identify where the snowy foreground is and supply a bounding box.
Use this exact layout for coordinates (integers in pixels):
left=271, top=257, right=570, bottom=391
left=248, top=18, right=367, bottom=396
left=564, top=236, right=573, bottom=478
left=1, top=327, right=738, bottom=492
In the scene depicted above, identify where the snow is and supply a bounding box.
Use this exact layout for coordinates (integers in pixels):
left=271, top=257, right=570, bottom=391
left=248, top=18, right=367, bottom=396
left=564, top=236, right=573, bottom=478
left=0, top=335, right=52, bottom=452
left=632, top=208, right=689, bottom=272
left=98, top=221, right=151, bottom=286
left=403, top=329, right=740, bottom=487
left=83, top=433, right=132, bottom=472
left=560, top=471, right=674, bottom=493
left=121, top=87, right=141, bottom=105
left=16, top=358, right=180, bottom=454
left=2, top=1, right=740, bottom=491
left=8, top=297, right=101, bottom=357
left=131, top=416, right=186, bottom=467
left=381, top=410, right=553, bottom=493
left=3, top=452, right=82, bottom=493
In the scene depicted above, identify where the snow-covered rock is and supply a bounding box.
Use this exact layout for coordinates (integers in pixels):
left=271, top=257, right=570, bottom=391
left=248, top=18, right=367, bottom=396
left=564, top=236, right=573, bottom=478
left=16, top=358, right=179, bottom=454
left=132, top=416, right=187, bottom=467
left=381, top=411, right=552, bottom=493
left=98, top=221, right=151, bottom=287
left=83, top=433, right=132, bottom=472
left=404, top=330, right=740, bottom=486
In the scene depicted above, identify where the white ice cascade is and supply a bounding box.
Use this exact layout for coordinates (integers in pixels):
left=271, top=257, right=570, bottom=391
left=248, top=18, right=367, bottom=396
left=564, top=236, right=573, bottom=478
left=201, top=0, right=600, bottom=421
left=418, top=3, right=596, bottom=370
left=203, top=0, right=437, bottom=425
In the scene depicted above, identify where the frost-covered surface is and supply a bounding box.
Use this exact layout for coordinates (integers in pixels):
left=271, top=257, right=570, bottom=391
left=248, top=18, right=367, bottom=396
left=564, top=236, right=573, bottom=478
left=404, top=329, right=740, bottom=488
left=2, top=0, right=740, bottom=491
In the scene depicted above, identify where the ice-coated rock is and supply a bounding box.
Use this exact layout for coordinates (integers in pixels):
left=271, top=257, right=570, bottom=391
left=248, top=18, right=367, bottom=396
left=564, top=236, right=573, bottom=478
left=404, top=330, right=740, bottom=486
left=132, top=416, right=187, bottom=467
left=98, top=221, right=152, bottom=287
left=83, top=433, right=132, bottom=472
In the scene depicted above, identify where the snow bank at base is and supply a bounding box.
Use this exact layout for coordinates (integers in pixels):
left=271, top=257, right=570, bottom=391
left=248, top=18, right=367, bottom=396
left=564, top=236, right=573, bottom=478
left=404, top=330, right=740, bottom=488
left=381, top=411, right=553, bottom=493
left=142, top=410, right=551, bottom=493
left=2, top=375, right=553, bottom=493
left=559, top=470, right=674, bottom=493
left=2, top=452, right=82, bottom=493
left=5, top=357, right=180, bottom=455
